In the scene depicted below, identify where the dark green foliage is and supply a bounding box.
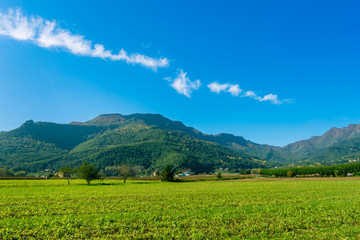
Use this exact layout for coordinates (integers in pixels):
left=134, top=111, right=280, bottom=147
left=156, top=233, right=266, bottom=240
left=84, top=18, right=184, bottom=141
left=0, top=114, right=266, bottom=174
left=0, top=120, right=110, bottom=172
left=0, top=168, right=14, bottom=177
left=11, top=127, right=263, bottom=174
left=216, top=172, right=222, bottom=179
left=3, top=113, right=360, bottom=172
left=286, top=171, right=295, bottom=177
left=77, top=162, right=100, bottom=185
left=260, top=162, right=360, bottom=177
left=12, top=120, right=108, bottom=150
left=160, top=165, right=174, bottom=182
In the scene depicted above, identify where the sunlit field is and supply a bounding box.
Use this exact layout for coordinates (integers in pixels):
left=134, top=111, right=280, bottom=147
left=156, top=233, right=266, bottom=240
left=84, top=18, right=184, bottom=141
left=1, top=178, right=360, bottom=239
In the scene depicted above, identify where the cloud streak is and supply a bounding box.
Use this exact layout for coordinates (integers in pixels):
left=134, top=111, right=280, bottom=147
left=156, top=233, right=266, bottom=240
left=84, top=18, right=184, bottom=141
left=208, top=82, right=288, bottom=104
left=0, top=8, right=291, bottom=102
left=208, top=82, right=242, bottom=96
left=0, top=8, right=169, bottom=71
left=167, top=70, right=201, bottom=98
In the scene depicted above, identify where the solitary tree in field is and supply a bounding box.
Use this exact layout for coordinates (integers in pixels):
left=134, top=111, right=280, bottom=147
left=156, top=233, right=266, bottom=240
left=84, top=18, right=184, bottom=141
left=98, top=170, right=106, bottom=184
left=160, top=165, right=175, bottom=182
left=116, top=165, right=136, bottom=183
left=78, top=162, right=100, bottom=185
left=60, top=166, right=74, bottom=185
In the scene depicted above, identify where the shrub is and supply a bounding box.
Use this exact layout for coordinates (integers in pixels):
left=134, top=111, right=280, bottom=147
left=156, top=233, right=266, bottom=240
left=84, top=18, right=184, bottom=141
left=287, top=171, right=295, bottom=177
left=160, top=165, right=175, bottom=182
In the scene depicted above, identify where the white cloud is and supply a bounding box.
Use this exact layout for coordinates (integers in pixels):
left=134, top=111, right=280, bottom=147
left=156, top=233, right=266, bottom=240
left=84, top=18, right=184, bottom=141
left=227, top=84, right=242, bottom=96
left=0, top=8, right=39, bottom=40
left=168, top=70, right=201, bottom=97
left=243, top=90, right=256, bottom=97
left=0, top=8, right=293, bottom=101
left=92, top=43, right=112, bottom=58
left=244, top=91, right=286, bottom=104
left=0, top=8, right=169, bottom=71
left=208, top=82, right=242, bottom=96
left=259, top=94, right=281, bottom=104
left=37, top=21, right=92, bottom=55
left=109, top=49, right=169, bottom=71
left=208, top=82, right=288, bottom=104
left=208, top=82, right=230, bottom=93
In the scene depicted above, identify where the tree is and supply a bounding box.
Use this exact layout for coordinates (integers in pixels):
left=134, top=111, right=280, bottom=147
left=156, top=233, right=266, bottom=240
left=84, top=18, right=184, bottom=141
left=0, top=168, right=14, bottom=177
left=216, top=171, right=223, bottom=179
left=287, top=171, right=296, bottom=177
left=116, top=165, right=136, bottom=183
left=78, top=162, right=100, bottom=185
left=160, top=165, right=175, bottom=182
left=98, top=170, right=106, bottom=184
left=60, top=166, right=74, bottom=185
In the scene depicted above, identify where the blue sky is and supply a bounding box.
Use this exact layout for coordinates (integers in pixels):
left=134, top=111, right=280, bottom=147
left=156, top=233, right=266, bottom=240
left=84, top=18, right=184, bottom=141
left=0, top=0, right=360, bottom=146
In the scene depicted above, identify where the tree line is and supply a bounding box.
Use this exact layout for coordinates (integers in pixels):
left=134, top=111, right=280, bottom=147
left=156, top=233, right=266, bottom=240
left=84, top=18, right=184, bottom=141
left=260, top=162, right=360, bottom=177
left=0, top=168, right=26, bottom=177
left=60, top=162, right=176, bottom=185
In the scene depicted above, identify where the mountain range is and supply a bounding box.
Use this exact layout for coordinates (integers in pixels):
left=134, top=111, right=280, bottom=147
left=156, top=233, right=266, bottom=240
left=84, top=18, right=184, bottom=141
left=1, top=113, right=360, bottom=173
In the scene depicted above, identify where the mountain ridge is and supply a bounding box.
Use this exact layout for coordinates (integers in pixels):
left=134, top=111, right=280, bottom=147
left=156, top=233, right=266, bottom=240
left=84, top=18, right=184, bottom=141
left=2, top=113, right=360, bottom=172
left=0, top=113, right=266, bottom=173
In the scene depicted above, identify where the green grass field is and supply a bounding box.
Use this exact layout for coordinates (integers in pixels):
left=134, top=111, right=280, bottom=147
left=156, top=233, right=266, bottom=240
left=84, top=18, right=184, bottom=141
left=1, top=178, right=360, bottom=239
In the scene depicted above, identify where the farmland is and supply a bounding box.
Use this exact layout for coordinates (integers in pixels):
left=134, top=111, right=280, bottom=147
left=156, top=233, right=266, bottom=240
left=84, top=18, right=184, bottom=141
left=1, top=178, right=360, bottom=239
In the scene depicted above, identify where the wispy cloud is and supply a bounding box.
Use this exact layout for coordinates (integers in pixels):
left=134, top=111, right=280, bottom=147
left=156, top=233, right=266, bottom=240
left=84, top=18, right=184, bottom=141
left=244, top=91, right=286, bottom=104
left=0, top=8, right=292, bottom=101
left=167, top=70, right=201, bottom=97
left=208, top=82, right=242, bottom=96
left=0, top=8, right=169, bottom=71
left=208, top=82, right=289, bottom=104
left=208, top=82, right=230, bottom=94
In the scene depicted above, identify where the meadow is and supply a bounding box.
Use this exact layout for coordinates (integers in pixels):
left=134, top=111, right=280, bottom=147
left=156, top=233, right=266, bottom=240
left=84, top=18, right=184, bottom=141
left=1, top=178, right=360, bottom=239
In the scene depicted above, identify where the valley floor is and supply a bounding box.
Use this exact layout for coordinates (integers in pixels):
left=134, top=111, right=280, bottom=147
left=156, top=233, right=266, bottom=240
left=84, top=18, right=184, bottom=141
left=1, top=178, right=360, bottom=239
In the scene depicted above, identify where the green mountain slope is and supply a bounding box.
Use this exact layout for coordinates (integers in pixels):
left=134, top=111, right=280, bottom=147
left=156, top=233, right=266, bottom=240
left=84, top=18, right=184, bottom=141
left=0, top=115, right=265, bottom=173
left=73, top=113, right=280, bottom=162
left=78, top=130, right=264, bottom=174
left=306, top=137, right=360, bottom=164
left=223, top=122, right=360, bottom=165
left=276, top=124, right=360, bottom=165
left=3, top=113, right=360, bottom=173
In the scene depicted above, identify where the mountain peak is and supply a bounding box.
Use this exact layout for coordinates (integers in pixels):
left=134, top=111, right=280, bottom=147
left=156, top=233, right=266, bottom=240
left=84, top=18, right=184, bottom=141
left=70, top=113, right=173, bottom=126
left=0, top=113, right=264, bottom=173
left=22, top=120, right=35, bottom=125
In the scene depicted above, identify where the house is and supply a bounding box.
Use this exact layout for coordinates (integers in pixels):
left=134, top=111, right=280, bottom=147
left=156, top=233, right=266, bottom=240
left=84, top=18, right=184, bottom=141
left=175, top=169, right=193, bottom=177
left=55, top=171, right=64, bottom=178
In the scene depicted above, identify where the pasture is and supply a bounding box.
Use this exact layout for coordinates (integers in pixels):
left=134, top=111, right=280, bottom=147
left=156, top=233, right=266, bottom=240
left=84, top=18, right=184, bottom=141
left=1, top=178, right=360, bottom=239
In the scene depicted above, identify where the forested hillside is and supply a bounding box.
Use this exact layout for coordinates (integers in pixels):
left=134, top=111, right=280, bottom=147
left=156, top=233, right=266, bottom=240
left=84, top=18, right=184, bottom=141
left=2, top=113, right=360, bottom=173
left=0, top=114, right=265, bottom=173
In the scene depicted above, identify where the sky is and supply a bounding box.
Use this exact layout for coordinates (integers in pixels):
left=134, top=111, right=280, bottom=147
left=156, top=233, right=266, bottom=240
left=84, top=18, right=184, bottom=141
left=0, top=0, right=360, bottom=146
